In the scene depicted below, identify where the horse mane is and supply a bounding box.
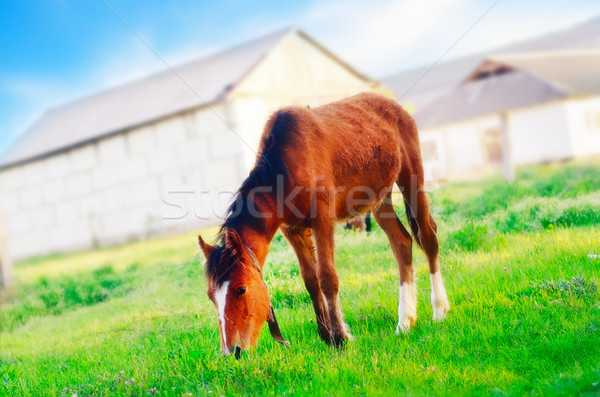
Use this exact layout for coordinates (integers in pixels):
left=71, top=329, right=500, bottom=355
left=205, top=109, right=299, bottom=282
left=221, top=109, right=298, bottom=234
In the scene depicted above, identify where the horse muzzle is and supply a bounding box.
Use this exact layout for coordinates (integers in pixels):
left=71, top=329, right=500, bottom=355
left=223, top=345, right=243, bottom=359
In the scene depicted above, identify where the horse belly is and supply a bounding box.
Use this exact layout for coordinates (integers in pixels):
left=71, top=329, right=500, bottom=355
left=333, top=151, right=401, bottom=219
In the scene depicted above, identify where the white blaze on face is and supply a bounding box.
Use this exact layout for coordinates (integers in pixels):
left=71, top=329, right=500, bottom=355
left=215, top=281, right=230, bottom=351
left=430, top=271, right=450, bottom=321
left=396, top=280, right=417, bottom=335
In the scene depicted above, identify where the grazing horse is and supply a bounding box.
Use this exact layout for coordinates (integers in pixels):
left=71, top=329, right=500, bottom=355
left=198, top=92, right=450, bottom=355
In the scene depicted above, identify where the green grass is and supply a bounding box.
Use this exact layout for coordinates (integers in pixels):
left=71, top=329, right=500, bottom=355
left=1, top=159, right=600, bottom=396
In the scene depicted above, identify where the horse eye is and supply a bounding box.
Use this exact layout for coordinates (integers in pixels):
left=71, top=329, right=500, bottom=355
left=236, top=286, right=246, bottom=296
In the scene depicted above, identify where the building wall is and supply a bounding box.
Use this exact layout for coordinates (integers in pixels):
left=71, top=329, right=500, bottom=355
left=417, top=129, right=447, bottom=181
left=419, top=115, right=501, bottom=181
left=419, top=100, right=580, bottom=182
left=0, top=104, right=245, bottom=259
left=508, top=101, right=572, bottom=165
left=564, top=96, right=600, bottom=158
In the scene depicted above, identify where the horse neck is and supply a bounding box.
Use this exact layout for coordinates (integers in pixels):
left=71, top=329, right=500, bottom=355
left=236, top=198, right=280, bottom=268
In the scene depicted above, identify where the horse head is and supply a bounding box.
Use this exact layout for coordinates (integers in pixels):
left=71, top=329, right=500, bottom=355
left=198, top=229, right=270, bottom=356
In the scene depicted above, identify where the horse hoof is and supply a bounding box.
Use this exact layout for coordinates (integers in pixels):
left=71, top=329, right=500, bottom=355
left=318, top=327, right=331, bottom=343
left=432, top=298, right=450, bottom=322
left=395, top=315, right=416, bottom=335
left=331, top=335, right=347, bottom=349
left=330, top=330, right=352, bottom=348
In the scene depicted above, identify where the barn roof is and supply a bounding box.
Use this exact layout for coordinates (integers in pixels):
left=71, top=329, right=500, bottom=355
left=1, top=28, right=373, bottom=169
left=413, top=71, right=565, bottom=129
left=487, top=50, right=600, bottom=96
left=414, top=49, right=600, bottom=129
left=382, top=15, right=600, bottom=107
left=381, top=56, right=482, bottom=107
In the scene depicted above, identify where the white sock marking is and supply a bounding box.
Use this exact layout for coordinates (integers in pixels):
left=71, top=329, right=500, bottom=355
left=215, top=281, right=230, bottom=349
left=430, top=271, right=450, bottom=321
left=396, top=280, right=417, bottom=335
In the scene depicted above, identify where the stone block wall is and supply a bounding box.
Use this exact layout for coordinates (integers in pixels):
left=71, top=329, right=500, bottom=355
left=0, top=104, right=245, bottom=259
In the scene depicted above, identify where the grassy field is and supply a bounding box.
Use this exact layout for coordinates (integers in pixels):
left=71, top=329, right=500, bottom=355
left=1, top=159, right=600, bottom=396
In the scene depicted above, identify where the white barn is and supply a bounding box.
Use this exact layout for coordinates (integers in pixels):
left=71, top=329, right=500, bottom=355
left=0, top=29, right=381, bottom=260
left=381, top=16, right=600, bottom=182
left=413, top=50, right=600, bottom=181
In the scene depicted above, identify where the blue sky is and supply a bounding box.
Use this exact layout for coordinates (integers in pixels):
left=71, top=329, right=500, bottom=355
left=1, top=0, right=599, bottom=154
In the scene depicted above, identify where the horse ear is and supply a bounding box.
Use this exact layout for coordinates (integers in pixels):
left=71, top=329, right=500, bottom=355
left=197, top=234, right=215, bottom=259
left=224, top=228, right=245, bottom=255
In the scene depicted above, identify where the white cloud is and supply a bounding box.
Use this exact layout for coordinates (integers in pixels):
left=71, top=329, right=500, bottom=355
left=297, top=0, right=599, bottom=76
left=450, top=2, right=597, bottom=56
left=302, top=0, right=470, bottom=74
left=299, top=0, right=481, bottom=75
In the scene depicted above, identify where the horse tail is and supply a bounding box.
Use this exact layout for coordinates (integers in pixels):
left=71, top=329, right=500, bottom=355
left=365, top=210, right=372, bottom=233
left=404, top=200, right=422, bottom=248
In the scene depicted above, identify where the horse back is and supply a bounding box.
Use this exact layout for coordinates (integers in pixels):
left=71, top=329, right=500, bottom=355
left=257, top=92, right=422, bottom=221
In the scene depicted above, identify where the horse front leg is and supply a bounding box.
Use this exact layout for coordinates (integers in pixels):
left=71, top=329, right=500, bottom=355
left=312, top=218, right=352, bottom=347
left=281, top=225, right=331, bottom=342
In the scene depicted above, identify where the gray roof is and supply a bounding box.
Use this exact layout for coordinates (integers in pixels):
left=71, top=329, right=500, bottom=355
left=0, top=29, right=291, bottom=168
left=413, top=71, right=565, bottom=129
left=489, top=51, right=600, bottom=96
left=381, top=56, right=482, bottom=107
left=414, top=49, right=600, bottom=129
left=382, top=15, right=600, bottom=106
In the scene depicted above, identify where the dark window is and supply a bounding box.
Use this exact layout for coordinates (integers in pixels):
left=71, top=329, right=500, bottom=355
left=482, top=128, right=503, bottom=164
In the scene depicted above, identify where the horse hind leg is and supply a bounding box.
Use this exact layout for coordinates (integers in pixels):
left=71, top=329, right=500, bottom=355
left=373, top=194, right=417, bottom=334
left=400, top=174, right=450, bottom=321
left=281, top=225, right=331, bottom=342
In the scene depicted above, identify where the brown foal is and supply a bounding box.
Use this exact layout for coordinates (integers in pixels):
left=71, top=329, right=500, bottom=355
left=198, top=92, right=450, bottom=355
